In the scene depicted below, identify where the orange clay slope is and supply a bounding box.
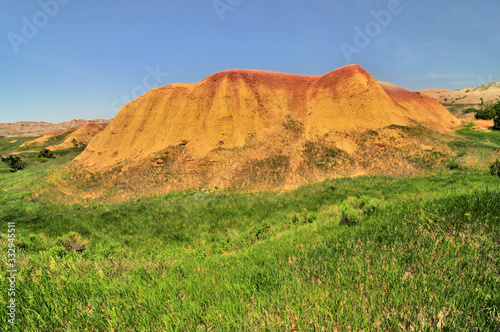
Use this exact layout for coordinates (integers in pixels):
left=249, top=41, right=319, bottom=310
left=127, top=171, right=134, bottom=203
left=74, top=65, right=457, bottom=171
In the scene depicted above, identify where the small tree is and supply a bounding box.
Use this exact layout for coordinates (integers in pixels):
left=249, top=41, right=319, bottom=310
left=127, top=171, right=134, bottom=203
left=38, top=148, right=55, bottom=159
left=1, top=155, right=27, bottom=172
left=475, top=106, right=494, bottom=120
left=475, top=101, right=500, bottom=123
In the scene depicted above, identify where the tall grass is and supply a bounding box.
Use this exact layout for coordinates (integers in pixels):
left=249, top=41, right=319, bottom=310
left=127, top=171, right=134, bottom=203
left=1, top=171, right=499, bottom=330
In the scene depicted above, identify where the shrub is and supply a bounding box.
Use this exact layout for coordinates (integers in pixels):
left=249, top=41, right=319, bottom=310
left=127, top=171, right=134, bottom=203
left=476, top=101, right=500, bottom=122
left=1, top=154, right=27, bottom=172
left=38, top=148, right=55, bottom=159
left=475, top=107, right=495, bottom=120
left=447, top=160, right=460, bottom=170
left=492, top=102, right=500, bottom=130
left=71, top=138, right=87, bottom=148
left=490, top=159, right=500, bottom=177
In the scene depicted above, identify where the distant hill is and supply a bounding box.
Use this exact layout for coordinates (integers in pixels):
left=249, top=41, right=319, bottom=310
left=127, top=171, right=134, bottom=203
left=0, top=119, right=111, bottom=137
left=420, top=82, right=500, bottom=105
left=19, top=122, right=105, bottom=150
left=472, top=81, right=500, bottom=91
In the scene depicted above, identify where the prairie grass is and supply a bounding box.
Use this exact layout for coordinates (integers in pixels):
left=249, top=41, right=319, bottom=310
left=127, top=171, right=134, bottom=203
left=1, top=169, right=499, bottom=330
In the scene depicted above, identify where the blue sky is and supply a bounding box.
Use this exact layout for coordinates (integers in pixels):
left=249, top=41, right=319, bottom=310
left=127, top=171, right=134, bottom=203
left=1, top=0, right=499, bottom=123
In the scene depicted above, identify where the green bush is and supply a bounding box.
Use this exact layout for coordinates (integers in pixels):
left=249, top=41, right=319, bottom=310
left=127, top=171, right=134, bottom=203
left=490, top=159, right=500, bottom=177
left=476, top=101, right=500, bottom=122
left=71, top=138, right=87, bottom=148
left=475, top=107, right=495, bottom=120
left=340, top=211, right=359, bottom=226
left=447, top=160, right=460, bottom=170
left=38, top=148, right=55, bottom=159
left=493, top=102, right=500, bottom=130
left=1, top=154, right=27, bottom=172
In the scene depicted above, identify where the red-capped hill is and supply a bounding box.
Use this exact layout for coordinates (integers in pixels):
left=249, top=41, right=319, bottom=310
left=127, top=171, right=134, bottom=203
left=74, top=65, right=457, bottom=171
left=307, top=65, right=407, bottom=132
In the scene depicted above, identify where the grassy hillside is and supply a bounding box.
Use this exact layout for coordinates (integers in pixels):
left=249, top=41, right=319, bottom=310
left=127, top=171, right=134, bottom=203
left=0, top=124, right=499, bottom=331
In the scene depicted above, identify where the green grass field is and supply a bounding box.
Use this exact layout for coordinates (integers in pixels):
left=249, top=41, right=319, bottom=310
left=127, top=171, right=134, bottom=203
left=1, top=125, right=499, bottom=331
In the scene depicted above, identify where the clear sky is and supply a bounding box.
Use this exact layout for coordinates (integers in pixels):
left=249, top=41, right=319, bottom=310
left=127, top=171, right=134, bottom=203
left=1, top=0, right=499, bottom=123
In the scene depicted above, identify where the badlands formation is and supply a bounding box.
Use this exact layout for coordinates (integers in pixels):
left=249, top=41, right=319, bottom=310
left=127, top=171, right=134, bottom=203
left=74, top=64, right=457, bottom=174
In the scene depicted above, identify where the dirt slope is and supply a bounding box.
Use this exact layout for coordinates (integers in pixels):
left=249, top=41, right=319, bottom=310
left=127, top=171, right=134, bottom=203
left=74, top=65, right=457, bottom=172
